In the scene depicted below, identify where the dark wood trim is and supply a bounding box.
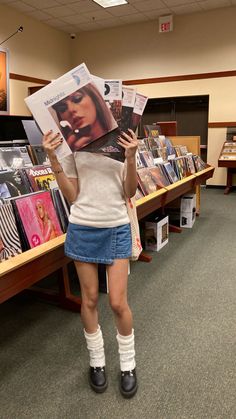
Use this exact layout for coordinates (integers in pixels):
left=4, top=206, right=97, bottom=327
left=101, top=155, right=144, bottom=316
left=10, top=69, right=236, bottom=87
left=123, top=70, right=236, bottom=85
left=10, top=73, right=50, bottom=85
left=208, top=122, right=236, bottom=128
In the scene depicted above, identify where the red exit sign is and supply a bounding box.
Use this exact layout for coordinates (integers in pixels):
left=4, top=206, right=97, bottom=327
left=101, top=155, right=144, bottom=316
left=159, top=15, right=173, bottom=33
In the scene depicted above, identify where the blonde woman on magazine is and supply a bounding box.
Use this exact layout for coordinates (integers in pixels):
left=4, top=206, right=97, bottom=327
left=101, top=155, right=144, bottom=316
left=42, top=128, right=140, bottom=398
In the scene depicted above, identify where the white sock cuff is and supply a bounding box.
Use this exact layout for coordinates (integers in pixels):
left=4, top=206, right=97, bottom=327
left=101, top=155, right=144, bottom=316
left=84, top=325, right=102, bottom=340
left=116, top=329, right=134, bottom=342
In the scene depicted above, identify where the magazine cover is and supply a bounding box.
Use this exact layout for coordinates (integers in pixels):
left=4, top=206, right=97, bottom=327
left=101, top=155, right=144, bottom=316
left=14, top=191, right=62, bottom=248
left=120, top=86, right=136, bottom=132
left=131, top=93, right=148, bottom=132
left=0, top=202, right=22, bottom=261
left=23, top=165, right=56, bottom=192
left=92, top=75, right=123, bottom=123
left=137, top=167, right=158, bottom=195
left=0, top=146, right=33, bottom=171
left=0, top=170, right=31, bottom=198
left=149, top=166, right=170, bottom=188
left=25, top=63, right=118, bottom=160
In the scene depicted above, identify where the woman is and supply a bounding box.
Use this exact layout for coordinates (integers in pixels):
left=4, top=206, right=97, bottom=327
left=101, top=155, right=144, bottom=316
left=51, top=83, right=117, bottom=151
left=42, top=128, right=139, bottom=398
left=35, top=199, right=58, bottom=241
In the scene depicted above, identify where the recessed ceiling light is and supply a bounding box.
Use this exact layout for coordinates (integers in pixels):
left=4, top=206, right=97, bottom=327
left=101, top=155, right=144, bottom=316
left=92, top=0, right=128, bottom=8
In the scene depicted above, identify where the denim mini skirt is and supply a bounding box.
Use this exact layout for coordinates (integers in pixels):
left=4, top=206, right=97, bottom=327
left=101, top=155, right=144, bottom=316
left=65, top=222, right=132, bottom=264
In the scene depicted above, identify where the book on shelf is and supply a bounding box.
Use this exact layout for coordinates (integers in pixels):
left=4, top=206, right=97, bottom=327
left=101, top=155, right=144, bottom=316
left=192, top=155, right=207, bottom=171
left=185, top=154, right=196, bottom=174
left=137, top=167, right=160, bottom=195
left=143, top=124, right=161, bottom=138
left=0, top=146, right=33, bottom=171
left=0, top=201, right=22, bottom=261
left=12, top=190, right=63, bottom=249
left=149, top=166, right=170, bottom=188
left=51, top=187, right=69, bottom=233
left=22, top=165, right=56, bottom=192
left=139, top=150, right=155, bottom=168
left=0, top=169, right=31, bottom=198
left=25, top=63, right=119, bottom=161
left=135, top=187, right=144, bottom=200
left=163, top=161, right=179, bottom=183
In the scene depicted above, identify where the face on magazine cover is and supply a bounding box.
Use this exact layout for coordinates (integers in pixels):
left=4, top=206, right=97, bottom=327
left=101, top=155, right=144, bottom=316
left=51, top=83, right=114, bottom=151
left=35, top=200, right=58, bottom=240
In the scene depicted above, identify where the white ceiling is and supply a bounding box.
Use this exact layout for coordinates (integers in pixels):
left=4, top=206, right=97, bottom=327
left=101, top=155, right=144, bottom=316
left=0, top=0, right=234, bottom=34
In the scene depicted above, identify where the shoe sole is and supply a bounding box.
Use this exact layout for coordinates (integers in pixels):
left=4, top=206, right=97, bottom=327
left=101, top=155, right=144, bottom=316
left=120, top=383, right=138, bottom=398
left=89, top=379, right=108, bottom=394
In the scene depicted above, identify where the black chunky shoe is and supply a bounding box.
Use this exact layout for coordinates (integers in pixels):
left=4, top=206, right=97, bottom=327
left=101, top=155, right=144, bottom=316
left=89, top=366, right=108, bottom=393
left=120, top=368, right=138, bottom=398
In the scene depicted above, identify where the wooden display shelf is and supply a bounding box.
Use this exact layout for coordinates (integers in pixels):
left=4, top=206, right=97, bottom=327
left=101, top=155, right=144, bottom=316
left=0, top=235, right=81, bottom=311
left=136, top=189, right=167, bottom=219
left=164, top=175, right=196, bottom=206
left=194, top=165, right=215, bottom=184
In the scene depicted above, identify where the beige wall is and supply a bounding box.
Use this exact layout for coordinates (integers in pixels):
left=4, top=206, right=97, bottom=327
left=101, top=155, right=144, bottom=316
left=0, top=4, right=72, bottom=115
left=2, top=4, right=236, bottom=184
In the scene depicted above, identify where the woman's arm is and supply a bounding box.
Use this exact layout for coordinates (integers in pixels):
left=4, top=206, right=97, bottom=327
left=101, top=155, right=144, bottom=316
left=42, top=131, right=79, bottom=204
left=117, top=129, right=138, bottom=198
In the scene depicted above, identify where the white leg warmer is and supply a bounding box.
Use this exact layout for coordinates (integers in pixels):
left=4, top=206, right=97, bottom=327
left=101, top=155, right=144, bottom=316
left=84, top=325, right=105, bottom=368
left=116, top=329, right=136, bottom=372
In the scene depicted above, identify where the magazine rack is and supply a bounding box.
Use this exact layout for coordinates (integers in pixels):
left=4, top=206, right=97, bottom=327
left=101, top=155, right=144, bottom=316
left=0, top=235, right=81, bottom=311
left=0, top=136, right=214, bottom=310
left=218, top=141, right=236, bottom=194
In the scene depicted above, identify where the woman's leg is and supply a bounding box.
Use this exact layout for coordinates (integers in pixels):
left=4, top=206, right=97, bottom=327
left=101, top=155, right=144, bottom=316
left=74, top=261, right=99, bottom=333
left=74, top=261, right=107, bottom=392
left=106, top=258, right=132, bottom=336
left=107, top=259, right=137, bottom=397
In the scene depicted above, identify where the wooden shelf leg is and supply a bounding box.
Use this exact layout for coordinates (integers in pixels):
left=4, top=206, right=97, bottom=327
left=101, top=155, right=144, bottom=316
left=169, top=223, right=182, bottom=233
left=224, top=168, right=233, bottom=194
left=138, top=251, right=152, bottom=263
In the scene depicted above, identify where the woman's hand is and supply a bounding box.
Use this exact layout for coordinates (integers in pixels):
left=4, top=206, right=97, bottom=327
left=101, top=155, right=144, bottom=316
left=42, top=130, right=63, bottom=159
left=117, top=128, right=138, bottom=161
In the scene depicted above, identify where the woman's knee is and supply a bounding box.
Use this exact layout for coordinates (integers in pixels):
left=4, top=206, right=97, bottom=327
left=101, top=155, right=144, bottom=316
left=82, top=292, right=98, bottom=310
left=109, top=297, right=128, bottom=315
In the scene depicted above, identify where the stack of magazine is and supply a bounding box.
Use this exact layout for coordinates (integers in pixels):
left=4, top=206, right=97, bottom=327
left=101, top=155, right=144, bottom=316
left=135, top=135, right=207, bottom=199
left=24, top=63, right=148, bottom=163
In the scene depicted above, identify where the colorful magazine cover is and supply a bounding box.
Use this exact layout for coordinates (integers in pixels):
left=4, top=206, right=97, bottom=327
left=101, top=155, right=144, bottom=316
left=23, top=165, right=56, bottom=192
left=25, top=63, right=118, bottom=160
left=14, top=191, right=62, bottom=248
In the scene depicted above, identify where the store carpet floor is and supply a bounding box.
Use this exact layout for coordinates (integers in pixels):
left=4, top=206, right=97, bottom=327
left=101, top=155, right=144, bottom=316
left=1, top=187, right=236, bottom=419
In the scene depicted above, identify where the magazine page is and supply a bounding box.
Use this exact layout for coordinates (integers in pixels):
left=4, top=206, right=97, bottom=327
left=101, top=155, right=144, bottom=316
left=120, top=86, right=136, bottom=132
left=131, top=93, right=148, bottom=133
left=25, top=63, right=118, bottom=160
left=14, top=191, right=62, bottom=248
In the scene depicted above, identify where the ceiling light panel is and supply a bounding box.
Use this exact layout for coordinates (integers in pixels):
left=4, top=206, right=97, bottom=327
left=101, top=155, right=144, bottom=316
left=92, top=0, right=128, bottom=8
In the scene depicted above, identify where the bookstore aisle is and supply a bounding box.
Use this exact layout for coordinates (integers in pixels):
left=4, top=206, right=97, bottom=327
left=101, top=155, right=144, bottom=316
left=0, top=187, right=236, bottom=419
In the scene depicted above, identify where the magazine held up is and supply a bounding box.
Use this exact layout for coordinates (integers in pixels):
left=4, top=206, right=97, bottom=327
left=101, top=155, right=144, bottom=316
left=25, top=63, right=148, bottom=163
